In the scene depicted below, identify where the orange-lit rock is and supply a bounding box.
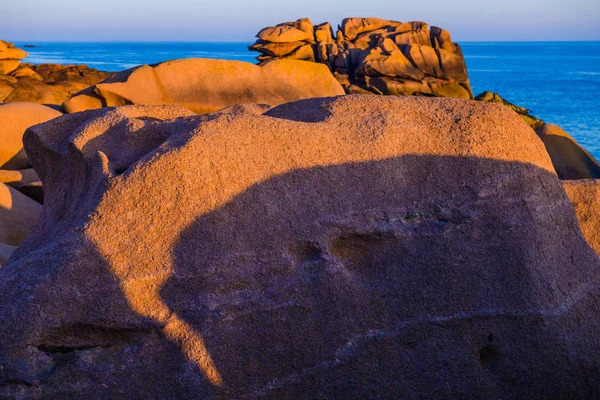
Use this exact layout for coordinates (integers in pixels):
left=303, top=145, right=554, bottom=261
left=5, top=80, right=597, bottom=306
left=0, top=168, right=42, bottom=203
left=563, top=179, right=600, bottom=255
left=250, top=18, right=473, bottom=99
left=0, top=41, right=28, bottom=75
left=536, top=124, right=600, bottom=180
left=63, top=58, right=344, bottom=114
left=0, top=59, right=114, bottom=105
left=0, top=102, right=62, bottom=169
left=2, top=96, right=599, bottom=398
left=0, top=181, right=41, bottom=248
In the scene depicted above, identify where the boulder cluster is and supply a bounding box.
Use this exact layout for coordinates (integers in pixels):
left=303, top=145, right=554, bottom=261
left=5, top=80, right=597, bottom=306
left=1, top=30, right=600, bottom=399
left=0, top=102, right=62, bottom=265
left=0, top=41, right=113, bottom=105
left=0, top=41, right=28, bottom=75
left=250, top=18, right=473, bottom=99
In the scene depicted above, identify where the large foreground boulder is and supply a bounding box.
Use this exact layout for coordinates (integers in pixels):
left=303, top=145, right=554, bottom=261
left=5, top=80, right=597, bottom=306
left=63, top=58, right=345, bottom=114
left=250, top=18, right=473, bottom=99
left=1, top=96, right=600, bottom=399
left=0, top=102, right=62, bottom=169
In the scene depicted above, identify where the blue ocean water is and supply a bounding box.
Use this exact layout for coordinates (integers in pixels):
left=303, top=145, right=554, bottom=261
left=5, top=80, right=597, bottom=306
left=12, top=41, right=600, bottom=158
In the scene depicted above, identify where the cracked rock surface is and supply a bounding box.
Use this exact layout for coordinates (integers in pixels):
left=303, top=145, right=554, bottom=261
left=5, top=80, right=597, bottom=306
left=1, top=96, right=599, bottom=399
left=250, top=18, right=473, bottom=99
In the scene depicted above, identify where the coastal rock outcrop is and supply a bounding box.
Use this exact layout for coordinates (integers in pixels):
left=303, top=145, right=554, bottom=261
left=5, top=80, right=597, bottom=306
left=1, top=96, right=599, bottom=398
left=563, top=179, right=600, bottom=255
left=0, top=41, right=28, bottom=75
left=0, top=62, right=113, bottom=105
left=476, top=93, right=600, bottom=180
left=0, top=41, right=114, bottom=104
left=536, top=124, right=600, bottom=180
left=63, top=58, right=345, bottom=114
left=250, top=18, right=473, bottom=99
left=475, top=91, right=545, bottom=130
left=0, top=102, right=63, bottom=169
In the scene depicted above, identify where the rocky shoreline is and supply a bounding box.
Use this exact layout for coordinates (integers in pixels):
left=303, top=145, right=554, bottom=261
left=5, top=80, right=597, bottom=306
left=1, top=21, right=600, bottom=398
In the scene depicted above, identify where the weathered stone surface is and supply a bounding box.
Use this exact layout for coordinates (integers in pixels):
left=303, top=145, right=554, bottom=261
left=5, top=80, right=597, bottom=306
left=475, top=93, right=600, bottom=180
left=1, top=96, right=599, bottom=398
left=0, top=181, right=41, bottom=247
left=563, top=179, right=600, bottom=255
left=0, top=168, right=42, bottom=204
left=63, top=58, right=344, bottom=114
left=0, top=41, right=28, bottom=61
left=0, top=59, right=113, bottom=105
left=10, top=67, right=43, bottom=81
left=536, top=124, right=600, bottom=180
left=0, top=168, right=40, bottom=189
left=257, top=18, right=314, bottom=43
left=475, top=91, right=545, bottom=129
left=0, top=41, right=28, bottom=76
left=0, top=242, right=16, bottom=267
left=0, top=102, right=62, bottom=169
left=0, top=60, right=21, bottom=75
left=250, top=18, right=473, bottom=99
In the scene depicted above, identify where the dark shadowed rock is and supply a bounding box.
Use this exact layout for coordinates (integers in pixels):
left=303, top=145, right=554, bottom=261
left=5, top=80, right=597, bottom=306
left=250, top=18, right=473, bottom=99
left=1, top=96, right=599, bottom=399
left=63, top=58, right=345, bottom=114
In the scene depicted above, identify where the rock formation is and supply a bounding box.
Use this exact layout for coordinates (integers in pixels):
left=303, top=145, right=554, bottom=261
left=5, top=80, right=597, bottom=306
left=563, top=179, right=600, bottom=255
left=0, top=168, right=42, bottom=204
left=0, top=41, right=113, bottom=104
left=536, top=124, right=600, bottom=180
left=476, top=93, right=600, bottom=180
left=250, top=18, right=473, bottom=99
left=0, top=102, right=63, bottom=170
left=0, top=181, right=41, bottom=266
left=1, top=96, right=599, bottom=398
left=0, top=41, right=28, bottom=75
left=63, top=58, right=345, bottom=114
left=0, top=62, right=113, bottom=105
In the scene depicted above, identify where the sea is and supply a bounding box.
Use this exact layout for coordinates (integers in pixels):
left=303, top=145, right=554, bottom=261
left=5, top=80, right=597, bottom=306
left=12, top=41, right=600, bottom=159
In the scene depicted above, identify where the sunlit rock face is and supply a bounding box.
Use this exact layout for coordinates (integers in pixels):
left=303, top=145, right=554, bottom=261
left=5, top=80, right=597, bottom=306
left=1, top=96, right=600, bottom=399
left=250, top=18, right=473, bottom=99
left=563, top=179, right=600, bottom=255
left=0, top=41, right=28, bottom=76
left=0, top=40, right=113, bottom=105
left=62, top=58, right=345, bottom=114
left=536, top=124, right=600, bottom=180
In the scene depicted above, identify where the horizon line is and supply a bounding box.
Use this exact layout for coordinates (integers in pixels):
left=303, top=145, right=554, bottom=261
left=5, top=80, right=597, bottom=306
left=8, top=39, right=600, bottom=44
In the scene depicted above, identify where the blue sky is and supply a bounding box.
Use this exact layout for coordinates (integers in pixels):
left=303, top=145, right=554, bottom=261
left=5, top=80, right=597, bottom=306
left=1, top=0, right=599, bottom=42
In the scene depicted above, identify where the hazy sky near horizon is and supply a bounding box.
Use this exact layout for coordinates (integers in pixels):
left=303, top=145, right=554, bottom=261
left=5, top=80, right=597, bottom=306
left=1, top=0, right=599, bottom=42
